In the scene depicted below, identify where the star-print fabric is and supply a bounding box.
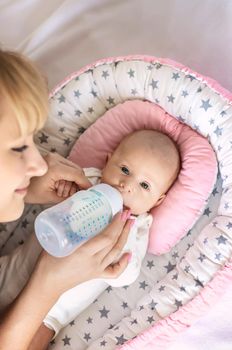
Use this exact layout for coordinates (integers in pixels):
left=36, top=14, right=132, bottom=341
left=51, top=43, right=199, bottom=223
left=1, top=56, right=232, bottom=349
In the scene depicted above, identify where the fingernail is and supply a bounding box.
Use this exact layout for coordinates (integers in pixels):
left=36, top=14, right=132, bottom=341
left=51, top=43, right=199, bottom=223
left=129, top=219, right=135, bottom=228
left=127, top=252, right=132, bottom=262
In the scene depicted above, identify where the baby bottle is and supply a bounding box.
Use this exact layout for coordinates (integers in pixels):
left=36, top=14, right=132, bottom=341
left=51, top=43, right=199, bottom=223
left=35, top=184, right=123, bottom=257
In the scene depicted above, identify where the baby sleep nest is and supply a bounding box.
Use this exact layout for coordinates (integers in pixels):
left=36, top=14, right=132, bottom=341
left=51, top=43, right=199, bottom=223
left=1, top=55, right=232, bottom=349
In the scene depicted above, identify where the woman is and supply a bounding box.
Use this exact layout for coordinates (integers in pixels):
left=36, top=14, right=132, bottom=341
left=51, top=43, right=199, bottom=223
left=0, top=49, right=131, bottom=349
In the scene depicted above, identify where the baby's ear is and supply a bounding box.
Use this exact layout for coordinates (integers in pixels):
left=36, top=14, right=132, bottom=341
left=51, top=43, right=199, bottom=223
left=154, top=194, right=166, bottom=207
left=106, top=152, right=112, bottom=162
left=102, top=153, right=112, bottom=170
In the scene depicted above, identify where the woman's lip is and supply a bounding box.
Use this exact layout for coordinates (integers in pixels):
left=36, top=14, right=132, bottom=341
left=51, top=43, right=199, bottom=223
left=15, top=186, right=29, bottom=194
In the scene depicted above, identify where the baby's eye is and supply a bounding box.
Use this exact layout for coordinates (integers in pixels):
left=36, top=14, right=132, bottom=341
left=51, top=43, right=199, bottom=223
left=140, top=182, right=150, bottom=190
left=121, top=166, right=130, bottom=175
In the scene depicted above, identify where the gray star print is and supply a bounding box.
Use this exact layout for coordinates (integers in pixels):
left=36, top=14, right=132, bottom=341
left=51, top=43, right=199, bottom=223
left=186, top=74, right=196, bottom=81
left=178, top=116, right=186, bottom=122
left=172, top=72, right=180, bottom=80
left=62, top=335, right=71, bottom=345
left=115, top=334, right=127, bottom=345
left=167, top=94, right=175, bottom=103
left=150, top=79, right=159, bottom=89
left=198, top=253, right=206, bottom=262
left=127, top=69, right=135, bottom=78
left=155, top=63, right=162, bottom=69
left=182, top=90, right=189, bottom=97
left=88, top=107, right=94, bottom=113
left=216, top=235, right=227, bottom=245
left=214, top=126, right=223, bottom=137
left=21, top=219, right=29, bottom=228
left=84, top=333, right=91, bottom=342
left=100, top=340, right=107, bottom=346
left=200, top=99, right=212, bottom=111
left=74, top=90, right=81, bottom=98
left=38, top=132, right=49, bottom=144
left=227, top=222, right=232, bottom=229
left=90, top=89, right=98, bottom=97
left=172, top=273, right=178, bottom=280
left=164, top=261, right=176, bottom=273
left=215, top=253, right=222, bottom=261
left=147, top=260, right=155, bottom=269
left=194, top=278, right=204, bottom=287
left=212, top=188, right=219, bottom=196
left=75, top=109, right=82, bottom=116
left=149, top=300, right=157, bottom=310
left=99, top=306, right=110, bottom=318
left=87, top=317, right=93, bottom=324
left=220, top=110, right=227, bottom=117
left=58, top=94, right=65, bottom=103
left=78, top=127, right=86, bottom=134
left=64, top=138, right=71, bottom=146
left=102, top=70, right=109, bottom=79
left=175, top=299, right=183, bottom=308
left=203, top=208, right=212, bottom=216
left=121, top=302, right=128, bottom=309
left=131, top=318, right=138, bottom=325
left=139, top=281, right=148, bottom=290
left=147, top=316, right=155, bottom=323
left=107, top=96, right=115, bottom=105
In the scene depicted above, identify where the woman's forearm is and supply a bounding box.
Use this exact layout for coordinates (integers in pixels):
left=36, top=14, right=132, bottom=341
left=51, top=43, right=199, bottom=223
left=0, top=261, right=60, bottom=350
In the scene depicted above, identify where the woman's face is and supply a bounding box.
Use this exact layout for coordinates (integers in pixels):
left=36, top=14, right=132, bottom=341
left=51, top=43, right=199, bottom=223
left=0, top=100, right=48, bottom=222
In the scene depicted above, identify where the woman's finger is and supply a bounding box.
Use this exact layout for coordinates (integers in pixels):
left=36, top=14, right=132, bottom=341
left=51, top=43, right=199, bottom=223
left=102, top=252, right=130, bottom=279
left=100, top=218, right=132, bottom=268
left=80, top=212, right=126, bottom=255
left=54, top=163, right=91, bottom=189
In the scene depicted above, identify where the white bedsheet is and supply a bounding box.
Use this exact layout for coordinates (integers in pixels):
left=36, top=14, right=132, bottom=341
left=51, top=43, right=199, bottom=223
left=1, top=1, right=232, bottom=349
left=0, top=0, right=231, bottom=92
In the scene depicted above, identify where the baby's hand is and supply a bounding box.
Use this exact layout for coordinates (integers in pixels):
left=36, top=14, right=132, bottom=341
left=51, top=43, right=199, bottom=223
left=55, top=180, right=78, bottom=198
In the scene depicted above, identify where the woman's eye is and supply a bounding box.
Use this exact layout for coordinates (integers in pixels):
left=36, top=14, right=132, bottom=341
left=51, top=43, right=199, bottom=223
left=12, top=145, right=28, bottom=153
left=121, top=166, right=129, bottom=175
left=140, top=182, right=150, bottom=190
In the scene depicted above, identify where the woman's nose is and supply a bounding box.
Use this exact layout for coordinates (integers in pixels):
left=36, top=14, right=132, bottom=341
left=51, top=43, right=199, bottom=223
left=26, top=146, right=48, bottom=177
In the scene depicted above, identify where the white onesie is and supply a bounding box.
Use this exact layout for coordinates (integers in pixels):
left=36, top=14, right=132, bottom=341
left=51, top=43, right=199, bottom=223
left=43, top=168, right=152, bottom=336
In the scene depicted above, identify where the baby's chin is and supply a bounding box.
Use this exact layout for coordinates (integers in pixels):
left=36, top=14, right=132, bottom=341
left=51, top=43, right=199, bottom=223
left=123, top=204, right=145, bottom=217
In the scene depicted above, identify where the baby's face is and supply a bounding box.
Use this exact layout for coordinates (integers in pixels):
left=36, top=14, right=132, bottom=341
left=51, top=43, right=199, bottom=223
left=101, top=142, right=173, bottom=215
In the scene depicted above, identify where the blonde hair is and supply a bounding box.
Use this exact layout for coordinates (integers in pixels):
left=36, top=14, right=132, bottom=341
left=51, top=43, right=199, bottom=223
left=0, top=49, right=48, bottom=135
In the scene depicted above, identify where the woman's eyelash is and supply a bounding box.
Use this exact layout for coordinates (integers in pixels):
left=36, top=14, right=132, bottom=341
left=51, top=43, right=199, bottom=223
left=12, top=145, right=28, bottom=152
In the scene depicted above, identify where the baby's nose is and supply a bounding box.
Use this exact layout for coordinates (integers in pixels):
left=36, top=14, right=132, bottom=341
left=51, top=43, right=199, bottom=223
left=119, top=179, right=133, bottom=192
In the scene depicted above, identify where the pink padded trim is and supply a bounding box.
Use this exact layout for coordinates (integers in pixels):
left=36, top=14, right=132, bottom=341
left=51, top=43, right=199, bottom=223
left=119, top=260, right=232, bottom=350
left=69, top=100, right=217, bottom=254
left=50, top=55, right=232, bottom=102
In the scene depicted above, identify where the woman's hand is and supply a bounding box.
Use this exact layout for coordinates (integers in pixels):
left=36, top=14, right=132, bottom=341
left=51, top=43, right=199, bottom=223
left=25, top=152, right=91, bottom=204
left=0, top=211, right=133, bottom=349
left=36, top=210, right=133, bottom=294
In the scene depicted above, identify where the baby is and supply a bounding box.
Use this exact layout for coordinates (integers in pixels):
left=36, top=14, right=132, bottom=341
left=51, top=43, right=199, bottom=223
left=32, top=129, right=180, bottom=347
